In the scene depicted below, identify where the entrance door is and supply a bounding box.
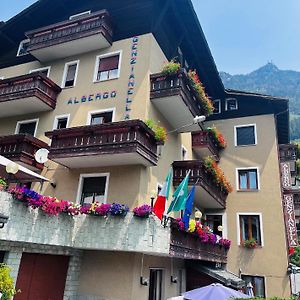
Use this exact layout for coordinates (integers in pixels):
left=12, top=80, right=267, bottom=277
left=15, top=253, right=69, bottom=300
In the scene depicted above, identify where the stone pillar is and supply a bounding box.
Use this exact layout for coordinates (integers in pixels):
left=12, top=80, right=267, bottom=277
left=3, top=250, right=22, bottom=285
left=63, top=251, right=83, bottom=300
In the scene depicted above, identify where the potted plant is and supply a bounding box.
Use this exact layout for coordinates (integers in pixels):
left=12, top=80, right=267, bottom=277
left=109, top=203, right=129, bottom=217
left=187, top=69, right=214, bottom=116
left=161, top=59, right=181, bottom=76
left=0, top=263, right=18, bottom=300
left=242, top=238, right=257, bottom=249
left=133, top=204, right=152, bottom=218
left=0, top=178, right=7, bottom=191
left=145, top=119, right=167, bottom=145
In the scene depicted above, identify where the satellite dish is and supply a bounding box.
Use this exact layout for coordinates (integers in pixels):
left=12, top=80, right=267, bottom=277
left=35, top=148, right=49, bottom=164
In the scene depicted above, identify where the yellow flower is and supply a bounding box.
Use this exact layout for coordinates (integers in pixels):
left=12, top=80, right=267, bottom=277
left=188, top=219, right=196, bottom=232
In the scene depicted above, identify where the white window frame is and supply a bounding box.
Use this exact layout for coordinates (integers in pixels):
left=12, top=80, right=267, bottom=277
left=16, top=39, right=30, bottom=57
left=213, top=99, right=221, bottom=114
left=234, top=124, right=257, bottom=147
left=61, top=60, right=80, bottom=88
left=53, top=114, right=70, bottom=130
left=236, top=167, right=260, bottom=191
left=69, top=10, right=91, bottom=20
left=241, top=274, right=267, bottom=298
left=225, top=98, right=238, bottom=111
left=29, top=66, right=51, bottom=77
left=93, top=50, right=122, bottom=83
left=87, top=108, right=116, bottom=125
left=205, top=212, right=228, bottom=238
left=236, top=212, right=264, bottom=247
left=149, top=268, right=165, bottom=300
left=15, top=118, right=39, bottom=137
left=76, top=173, right=110, bottom=205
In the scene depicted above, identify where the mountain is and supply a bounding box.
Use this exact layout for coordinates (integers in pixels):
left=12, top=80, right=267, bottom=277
left=220, top=63, right=300, bottom=140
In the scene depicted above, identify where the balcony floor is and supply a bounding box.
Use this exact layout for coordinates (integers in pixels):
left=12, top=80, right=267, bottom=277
left=30, top=33, right=111, bottom=62
left=50, top=151, right=156, bottom=168
left=151, top=95, right=201, bottom=133
left=0, top=96, right=53, bottom=118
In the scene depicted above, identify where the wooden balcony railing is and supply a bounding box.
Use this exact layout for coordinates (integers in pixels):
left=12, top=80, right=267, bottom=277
left=279, top=144, right=297, bottom=162
left=150, top=69, right=206, bottom=118
left=0, top=73, right=61, bottom=110
left=26, top=10, right=112, bottom=58
left=170, top=221, right=228, bottom=263
left=192, top=131, right=220, bottom=160
left=45, top=120, right=158, bottom=167
left=0, top=134, right=48, bottom=170
left=173, top=160, right=228, bottom=208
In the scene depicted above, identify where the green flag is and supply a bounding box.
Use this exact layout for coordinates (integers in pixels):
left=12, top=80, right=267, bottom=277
left=167, top=171, right=190, bottom=214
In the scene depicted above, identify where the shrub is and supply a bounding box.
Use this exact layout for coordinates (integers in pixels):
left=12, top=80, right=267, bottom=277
left=161, top=59, right=181, bottom=76
left=145, top=119, right=167, bottom=144
left=0, top=264, right=18, bottom=300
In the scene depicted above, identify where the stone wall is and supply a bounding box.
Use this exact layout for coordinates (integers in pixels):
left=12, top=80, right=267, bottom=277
left=0, top=191, right=170, bottom=255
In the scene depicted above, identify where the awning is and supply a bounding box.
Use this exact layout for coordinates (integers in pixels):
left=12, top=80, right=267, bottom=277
left=0, top=155, right=49, bottom=183
left=187, top=261, right=245, bottom=290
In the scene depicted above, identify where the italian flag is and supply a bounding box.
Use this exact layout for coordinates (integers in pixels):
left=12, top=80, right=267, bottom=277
left=153, top=169, right=172, bottom=220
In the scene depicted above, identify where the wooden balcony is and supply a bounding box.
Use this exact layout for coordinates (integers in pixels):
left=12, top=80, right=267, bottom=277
left=150, top=70, right=205, bottom=133
left=170, top=222, right=228, bottom=263
left=279, top=144, right=297, bottom=162
left=0, top=73, right=61, bottom=118
left=192, top=131, right=220, bottom=160
left=45, top=120, right=158, bottom=168
left=0, top=134, right=48, bottom=171
left=173, top=160, right=228, bottom=209
left=26, top=10, right=112, bottom=61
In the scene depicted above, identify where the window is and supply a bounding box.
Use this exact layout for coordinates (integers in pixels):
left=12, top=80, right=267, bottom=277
left=206, top=215, right=223, bottom=236
left=0, top=251, right=5, bottom=263
left=149, top=269, right=163, bottom=300
left=241, top=275, right=265, bottom=298
left=62, top=61, right=79, bottom=88
left=69, top=10, right=91, bottom=20
left=15, top=119, right=38, bottom=136
left=94, top=52, right=121, bottom=82
left=53, top=115, right=70, bottom=130
left=29, top=67, right=50, bottom=77
left=181, top=146, right=188, bottom=160
left=17, top=39, right=30, bottom=57
left=213, top=99, right=221, bottom=114
left=237, top=168, right=259, bottom=190
left=77, top=174, right=109, bottom=205
left=239, top=215, right=262, bottom=246
left=88, top=109, right=114, bottom=125
left=235, top=124, right=256, bottom=146
left=225, top=98, right=238, bottom=111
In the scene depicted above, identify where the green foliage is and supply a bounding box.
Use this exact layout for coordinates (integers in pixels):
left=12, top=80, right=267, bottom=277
left=161, top=59, right=181, bottom=76
left=0, top=264, right=18, bottom=300
left=0, top=177, right=7, bottom=187
left=290, top=245, right=300, bottom=266
left=144, top=119, right=167, bottom=144
left=242, top=238, right=257, bottom=249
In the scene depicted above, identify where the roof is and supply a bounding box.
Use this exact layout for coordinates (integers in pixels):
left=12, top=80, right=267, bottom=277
left=187, top=261, right=245, bottom=289
left=0, top=0, right=224, bottom=98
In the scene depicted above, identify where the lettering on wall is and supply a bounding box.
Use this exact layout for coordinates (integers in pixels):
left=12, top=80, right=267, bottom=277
left=67, top=91, right=117, bottom=105
left=124, top=36, right=139, bottom=120
left=280, top=163, right=292, bottom=188
left=283, top=194, right=298, bottom=247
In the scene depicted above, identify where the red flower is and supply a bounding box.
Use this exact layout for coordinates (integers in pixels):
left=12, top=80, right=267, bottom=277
left=289, top=247, right=295, bottom=256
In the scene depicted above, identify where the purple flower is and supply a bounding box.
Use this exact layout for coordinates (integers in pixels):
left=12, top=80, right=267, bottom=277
left=133, top=205, right=152, bottom=217
left=109, top=203, right=129, bottom=216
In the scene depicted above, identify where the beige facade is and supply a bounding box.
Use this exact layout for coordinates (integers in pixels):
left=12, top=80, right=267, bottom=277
left=0, top=22, right=291, bottom=299
left=207, top=114, right=290, bottom=298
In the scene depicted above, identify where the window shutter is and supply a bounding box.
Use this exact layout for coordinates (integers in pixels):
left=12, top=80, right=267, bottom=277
left=66, top=64, right=77, bottom=82
left=99, top=55, right=119, bottom=72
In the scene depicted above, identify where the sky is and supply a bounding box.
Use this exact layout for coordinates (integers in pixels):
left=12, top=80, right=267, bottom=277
left=1, top=0, right=300, bottom=75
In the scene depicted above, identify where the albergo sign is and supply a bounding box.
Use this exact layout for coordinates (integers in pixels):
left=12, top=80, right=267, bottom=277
left=67, top=90, right=117, bottom=105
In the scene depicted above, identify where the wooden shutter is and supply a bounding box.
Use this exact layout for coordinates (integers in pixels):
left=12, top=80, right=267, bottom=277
left=99, top=55, right=119, bottom=71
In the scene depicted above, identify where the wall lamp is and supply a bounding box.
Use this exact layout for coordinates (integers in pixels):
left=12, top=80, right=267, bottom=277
left=167, top=115, right=206, bottom=134
left=140, top=276, right=149, bottom=286
left=0, top=213, right=8, bottom=229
